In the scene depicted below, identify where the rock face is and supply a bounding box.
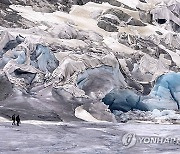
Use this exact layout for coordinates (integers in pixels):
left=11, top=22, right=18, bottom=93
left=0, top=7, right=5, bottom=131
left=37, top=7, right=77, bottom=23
left=0, top=73, right=13, bottom=101
left=0, top=0, right=180, bottom=122
left=150, top=2, right=180, bottom=32
left=98, top=8, right=146, bottom=32
left=137, top=0, right=180, bottom=33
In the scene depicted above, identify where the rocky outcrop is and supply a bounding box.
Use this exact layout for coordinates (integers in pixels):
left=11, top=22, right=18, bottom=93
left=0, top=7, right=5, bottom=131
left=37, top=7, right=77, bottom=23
left=0, top=3, right=35, bottom=28
left=98, top=8, right=146, bottom=32
left=138, top=0, right=180, bottom=33
left=0, top=73, right=13, bottom=101
left=75, top=0, right=136, bottom=10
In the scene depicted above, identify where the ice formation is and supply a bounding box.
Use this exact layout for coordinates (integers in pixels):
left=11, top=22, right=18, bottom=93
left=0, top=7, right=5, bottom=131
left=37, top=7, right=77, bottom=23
left=0, top=0, right=180, bottom=123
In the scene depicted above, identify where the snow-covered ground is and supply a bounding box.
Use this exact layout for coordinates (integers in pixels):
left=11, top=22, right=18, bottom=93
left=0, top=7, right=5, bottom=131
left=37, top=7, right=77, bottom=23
left=0, top=120, right=180, bottom=154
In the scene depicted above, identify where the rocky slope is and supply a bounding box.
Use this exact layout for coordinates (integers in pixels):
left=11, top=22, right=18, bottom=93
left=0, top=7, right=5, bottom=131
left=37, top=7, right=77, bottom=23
left=0, top=0, right=180, bottom=123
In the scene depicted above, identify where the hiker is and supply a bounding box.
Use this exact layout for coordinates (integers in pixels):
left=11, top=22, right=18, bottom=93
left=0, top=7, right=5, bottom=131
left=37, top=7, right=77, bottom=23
left=16, top=115, right=20, bottom=126
left=12, top=114, right=15, bottom=125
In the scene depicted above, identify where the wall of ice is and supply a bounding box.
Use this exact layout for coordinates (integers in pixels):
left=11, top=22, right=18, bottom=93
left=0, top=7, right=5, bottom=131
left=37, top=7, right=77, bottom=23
left=144, top=72, right=180, bottom=110
left=30, top=44, right=59, bottom=73
left=77, top=65, right=127, bottom=99
left=103, top=72, right=180, bottom=112
left=102, top=88, right=149, bottom=112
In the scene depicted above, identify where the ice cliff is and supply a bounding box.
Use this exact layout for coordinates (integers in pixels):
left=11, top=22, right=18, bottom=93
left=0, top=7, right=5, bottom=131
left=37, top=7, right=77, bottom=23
left=0, top=0, right=180, bottom=123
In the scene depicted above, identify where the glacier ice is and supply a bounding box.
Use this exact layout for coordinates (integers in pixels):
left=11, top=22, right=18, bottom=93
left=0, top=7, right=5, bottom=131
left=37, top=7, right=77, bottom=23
left=30, top=44, right=59, bottom=73
left=103, top=72, right=180, bottom=112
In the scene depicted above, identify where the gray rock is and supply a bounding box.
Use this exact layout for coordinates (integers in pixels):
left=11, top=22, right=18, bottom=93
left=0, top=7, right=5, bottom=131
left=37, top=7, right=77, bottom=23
left=13, top=68, right=36, bottom=85
left=0, top=0, right=11, bottom=5
left=2, top=35, right=25, bottom=52
left=0, top=74, right=13, bottom=101
left=97, top=8, right=146, bottom=32
left=78, top=0, right=136, bottom=10
left=97, top=20, right=119, bottom=32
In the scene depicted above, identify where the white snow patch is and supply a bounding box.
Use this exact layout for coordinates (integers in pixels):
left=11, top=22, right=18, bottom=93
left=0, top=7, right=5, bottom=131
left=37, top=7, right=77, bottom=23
left=9, top=5, right=58, bottom=23
left=152, top=109, right=162, bottom=118
left=75, top=106, right=107, bottom=122
left=22, top=120, right=76, bottom=126
left=151, top=109, right=180, bottom=124
left=103, top=36, right=137, bottom=54
left=0, top=117, right=9, bottom=122
left=117, top=0, right=140, bottom=8
left=159, top=44, right=180, bottom=67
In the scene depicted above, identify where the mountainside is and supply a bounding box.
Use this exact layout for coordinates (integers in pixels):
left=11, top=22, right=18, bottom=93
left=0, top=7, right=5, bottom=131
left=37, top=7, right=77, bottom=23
left=0, top=0, right=180, bottom=123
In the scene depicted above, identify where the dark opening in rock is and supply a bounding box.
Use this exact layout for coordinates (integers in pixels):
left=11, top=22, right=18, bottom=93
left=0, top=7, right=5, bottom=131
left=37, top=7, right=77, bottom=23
left=76, top=0, right=84, bottom=5
left=156, top=19, right=167, bottom=24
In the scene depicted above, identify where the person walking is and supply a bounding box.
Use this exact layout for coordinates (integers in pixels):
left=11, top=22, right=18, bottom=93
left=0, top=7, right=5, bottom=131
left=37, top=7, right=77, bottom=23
left=12, top=114, right=16, bottom=125
left=16, top=115, right=20, bottom=126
